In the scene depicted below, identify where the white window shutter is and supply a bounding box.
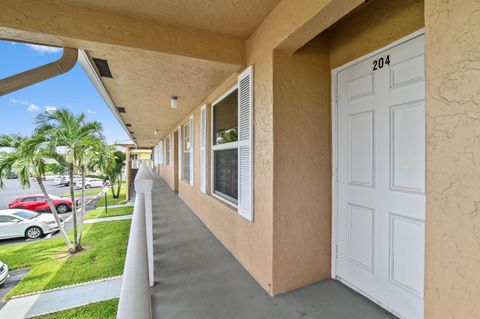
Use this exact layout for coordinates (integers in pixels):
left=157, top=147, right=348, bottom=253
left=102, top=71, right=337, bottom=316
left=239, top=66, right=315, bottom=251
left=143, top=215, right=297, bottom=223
left=200, top=105, right=207, bottom=193
left=177, top=127, right=182, bottom=178
left=165, top=134, right=172, bottom=166
left=159, top=141, right=164, bottom=165
left=164, top=138, right=168, bottom=166
left=237, top=65, right=254, bottom=221
left=169, top=134, right=173, bottom=167
left=189, top=114, right=195, bottom=186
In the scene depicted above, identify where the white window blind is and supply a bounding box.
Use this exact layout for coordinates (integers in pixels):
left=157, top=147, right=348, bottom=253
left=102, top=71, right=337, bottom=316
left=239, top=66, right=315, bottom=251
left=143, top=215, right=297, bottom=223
left=165, top=135, right=171, bottom=166
left=237, top=65, right=254, bottom=221
left=200, top=105, right=207, bottom=193
left=189, top=114, right=195, bottom=186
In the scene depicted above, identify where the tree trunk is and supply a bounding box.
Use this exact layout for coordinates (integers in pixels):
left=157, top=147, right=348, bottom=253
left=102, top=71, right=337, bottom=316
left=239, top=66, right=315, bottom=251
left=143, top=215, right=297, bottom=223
left=110, top=176, right=116, bottom=198
left=69, top=163, right=79, bottom=253
left=36, top=176, right=73, bottom=251
left=115, top=175, right=122, bottom=198
left=78, top=164, right=86, bottom=246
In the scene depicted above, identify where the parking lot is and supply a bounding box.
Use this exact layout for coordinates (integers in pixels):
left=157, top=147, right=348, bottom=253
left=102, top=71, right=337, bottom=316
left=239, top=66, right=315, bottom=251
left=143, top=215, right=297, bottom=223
left=0, top=179, right=69, bottom=209
left=0, top=178, right=102, bottom=246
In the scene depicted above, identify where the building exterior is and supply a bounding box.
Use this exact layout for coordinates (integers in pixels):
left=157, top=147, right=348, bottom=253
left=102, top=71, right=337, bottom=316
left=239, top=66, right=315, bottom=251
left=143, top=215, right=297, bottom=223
left=117, top=144, right=153, bottom=201
left=1, top=0, right=479, bottom=318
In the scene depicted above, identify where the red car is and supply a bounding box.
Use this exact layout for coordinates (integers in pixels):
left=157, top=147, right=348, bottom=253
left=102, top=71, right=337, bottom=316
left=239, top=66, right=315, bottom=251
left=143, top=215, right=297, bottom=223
left=9, top=195, right=75, bottom=214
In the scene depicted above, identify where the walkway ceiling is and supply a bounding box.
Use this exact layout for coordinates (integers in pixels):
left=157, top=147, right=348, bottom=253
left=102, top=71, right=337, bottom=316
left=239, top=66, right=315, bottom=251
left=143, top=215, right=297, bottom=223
left=85, top=45, right=240, bottom=146
left=0, top=0, right=282, bottom=147
left=56, top=0, right=281, bottom=39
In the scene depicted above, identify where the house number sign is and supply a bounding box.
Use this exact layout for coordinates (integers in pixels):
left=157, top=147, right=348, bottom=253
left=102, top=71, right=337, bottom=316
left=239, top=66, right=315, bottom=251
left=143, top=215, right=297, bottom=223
left=372, top=54, right=390, bottom=71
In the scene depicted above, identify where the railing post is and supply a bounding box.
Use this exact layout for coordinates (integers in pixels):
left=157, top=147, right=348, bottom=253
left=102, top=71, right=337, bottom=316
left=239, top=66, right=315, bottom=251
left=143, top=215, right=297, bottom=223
left=135, top=162, right=155, bottom=287
left=117, top=161, right=153, bottom=319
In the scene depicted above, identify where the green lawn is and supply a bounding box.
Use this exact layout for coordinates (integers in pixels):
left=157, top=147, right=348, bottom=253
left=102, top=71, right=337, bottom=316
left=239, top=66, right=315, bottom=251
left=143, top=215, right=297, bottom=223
left=95, top=183, right=128, bottom=207
left=61, top=188, right=103, bottom=197
left=85, top=206, right=134, bottom=220
left=33, top=299, right=118, bottom=319
left=102, top=193, right=127, bottom=206
left=0, top=220, right=130, bottom=298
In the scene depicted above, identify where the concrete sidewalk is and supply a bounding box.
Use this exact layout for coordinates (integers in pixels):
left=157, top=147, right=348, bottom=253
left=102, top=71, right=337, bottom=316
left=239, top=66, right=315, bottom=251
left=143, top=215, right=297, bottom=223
left=0, top=277, right=122, bottom=318
left=84, top=215, right=132, bottom=223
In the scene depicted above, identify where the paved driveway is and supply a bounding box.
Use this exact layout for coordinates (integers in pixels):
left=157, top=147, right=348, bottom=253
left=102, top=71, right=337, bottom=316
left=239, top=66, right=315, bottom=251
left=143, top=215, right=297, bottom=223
left=0, top=179, right=68, bottom=209
left=0, top=269, right=29, bottom=310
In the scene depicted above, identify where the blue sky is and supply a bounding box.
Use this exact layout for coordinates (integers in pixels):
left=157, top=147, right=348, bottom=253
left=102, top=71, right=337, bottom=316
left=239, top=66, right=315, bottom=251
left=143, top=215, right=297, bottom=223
left=0, top=41, right=130, bottom=144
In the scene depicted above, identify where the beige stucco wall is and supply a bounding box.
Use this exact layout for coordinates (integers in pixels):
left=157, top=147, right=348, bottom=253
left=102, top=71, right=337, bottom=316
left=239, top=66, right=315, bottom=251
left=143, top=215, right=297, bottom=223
left=159, top=132, right=178, bottom=192
left=424, top=0, right=480, bottom=318
left=175, top=64, right=275, bottom=292
left=271, top=35, right=332, bottom=294
left=269, top=0, right=425, bottom=295
left=327, top=0, right=425, bottom=69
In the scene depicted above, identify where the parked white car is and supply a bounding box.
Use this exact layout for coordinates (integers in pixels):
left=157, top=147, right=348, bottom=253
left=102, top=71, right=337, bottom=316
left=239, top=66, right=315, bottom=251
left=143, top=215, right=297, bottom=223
left=83, top=178, right=108, bottom=189
left=0, top=260, right=8, bottom=286
left=55, top=175, right=81, bottom=186
left=54, top=175, right=67, bottom=186
left=0, top=209, right=63, bottom=240
left=44, top=174, right=60, bottom=181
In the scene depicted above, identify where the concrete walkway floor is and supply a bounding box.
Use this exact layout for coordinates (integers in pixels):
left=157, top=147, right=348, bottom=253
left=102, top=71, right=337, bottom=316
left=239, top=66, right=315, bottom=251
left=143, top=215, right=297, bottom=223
left=0, top=276, right=122, bottom=318
left=150, top=176, right=397, bottom=319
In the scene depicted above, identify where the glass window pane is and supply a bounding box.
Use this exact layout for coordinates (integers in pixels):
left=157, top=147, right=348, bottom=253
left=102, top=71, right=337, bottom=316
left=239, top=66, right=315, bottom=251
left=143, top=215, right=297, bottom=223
left=214, top=148, right=238, bottom=202
left=14, top=211, right=39, bottom=219
left=213, top=90, right=238, bottom=145
left=184, top=152, right=190, bottom=182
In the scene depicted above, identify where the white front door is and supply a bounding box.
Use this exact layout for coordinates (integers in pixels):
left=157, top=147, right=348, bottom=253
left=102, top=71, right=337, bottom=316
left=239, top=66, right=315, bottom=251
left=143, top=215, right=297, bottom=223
left=335, top=33, right=425, bottom=319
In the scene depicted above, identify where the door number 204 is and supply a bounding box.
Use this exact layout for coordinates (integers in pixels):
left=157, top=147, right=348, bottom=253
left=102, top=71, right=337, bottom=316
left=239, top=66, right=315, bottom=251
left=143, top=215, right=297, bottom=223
left=373, top=55, right=390, bottom=71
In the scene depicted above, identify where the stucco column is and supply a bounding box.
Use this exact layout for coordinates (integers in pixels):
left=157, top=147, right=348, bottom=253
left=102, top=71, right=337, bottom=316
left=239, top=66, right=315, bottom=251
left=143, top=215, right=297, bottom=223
left=425, top=1, right=480, bottom=318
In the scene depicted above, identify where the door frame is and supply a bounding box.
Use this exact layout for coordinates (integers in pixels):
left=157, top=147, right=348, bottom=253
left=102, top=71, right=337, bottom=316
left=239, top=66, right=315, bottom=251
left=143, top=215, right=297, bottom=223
left=330, top=28, right=426, bottom=281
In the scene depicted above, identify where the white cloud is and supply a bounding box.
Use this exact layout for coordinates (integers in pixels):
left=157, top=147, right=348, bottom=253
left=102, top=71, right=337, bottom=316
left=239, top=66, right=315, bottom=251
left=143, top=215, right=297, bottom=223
left=45, top=106, right=58, bottom=113
left=9, top=98, right=29, bottom=105
left=25, top=44, right=62, bottom=55
left=27, top=103, right=40, bottom=112
left=87, top=109, right=97, bottom=114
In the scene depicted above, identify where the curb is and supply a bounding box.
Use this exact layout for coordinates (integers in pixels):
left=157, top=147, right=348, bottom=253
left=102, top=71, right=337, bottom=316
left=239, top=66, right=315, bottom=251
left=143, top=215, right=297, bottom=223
left=10, top=275, right=122, bottom=299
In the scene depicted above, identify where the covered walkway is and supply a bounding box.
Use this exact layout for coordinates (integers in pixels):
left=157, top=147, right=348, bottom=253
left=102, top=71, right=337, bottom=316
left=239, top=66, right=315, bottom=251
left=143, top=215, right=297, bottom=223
left=150, top=176, right=396, bottom=319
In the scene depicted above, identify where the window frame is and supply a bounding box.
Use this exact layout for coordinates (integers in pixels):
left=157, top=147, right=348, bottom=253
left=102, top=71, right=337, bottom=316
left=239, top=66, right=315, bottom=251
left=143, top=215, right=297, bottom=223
left=165, top=135, right=171, bottom=166
left=200, top=105, right=208, bottom=194
left=210, top=85, right=239, bottom=207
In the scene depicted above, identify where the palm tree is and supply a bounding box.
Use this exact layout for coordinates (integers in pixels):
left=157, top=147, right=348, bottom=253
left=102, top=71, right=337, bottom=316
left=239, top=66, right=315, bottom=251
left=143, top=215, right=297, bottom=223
left=0, top=133, right=73, bottom=251
left=36, top=108, right=104, bottom=252
left=87, top=144, right=125, bottom=199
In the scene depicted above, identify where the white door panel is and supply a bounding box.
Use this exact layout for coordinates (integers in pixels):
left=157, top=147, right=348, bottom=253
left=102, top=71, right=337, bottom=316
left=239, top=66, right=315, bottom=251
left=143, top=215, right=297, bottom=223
left=0, top=221, right=22, bottom=238
left=335, top=33, right=425, bottom=319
